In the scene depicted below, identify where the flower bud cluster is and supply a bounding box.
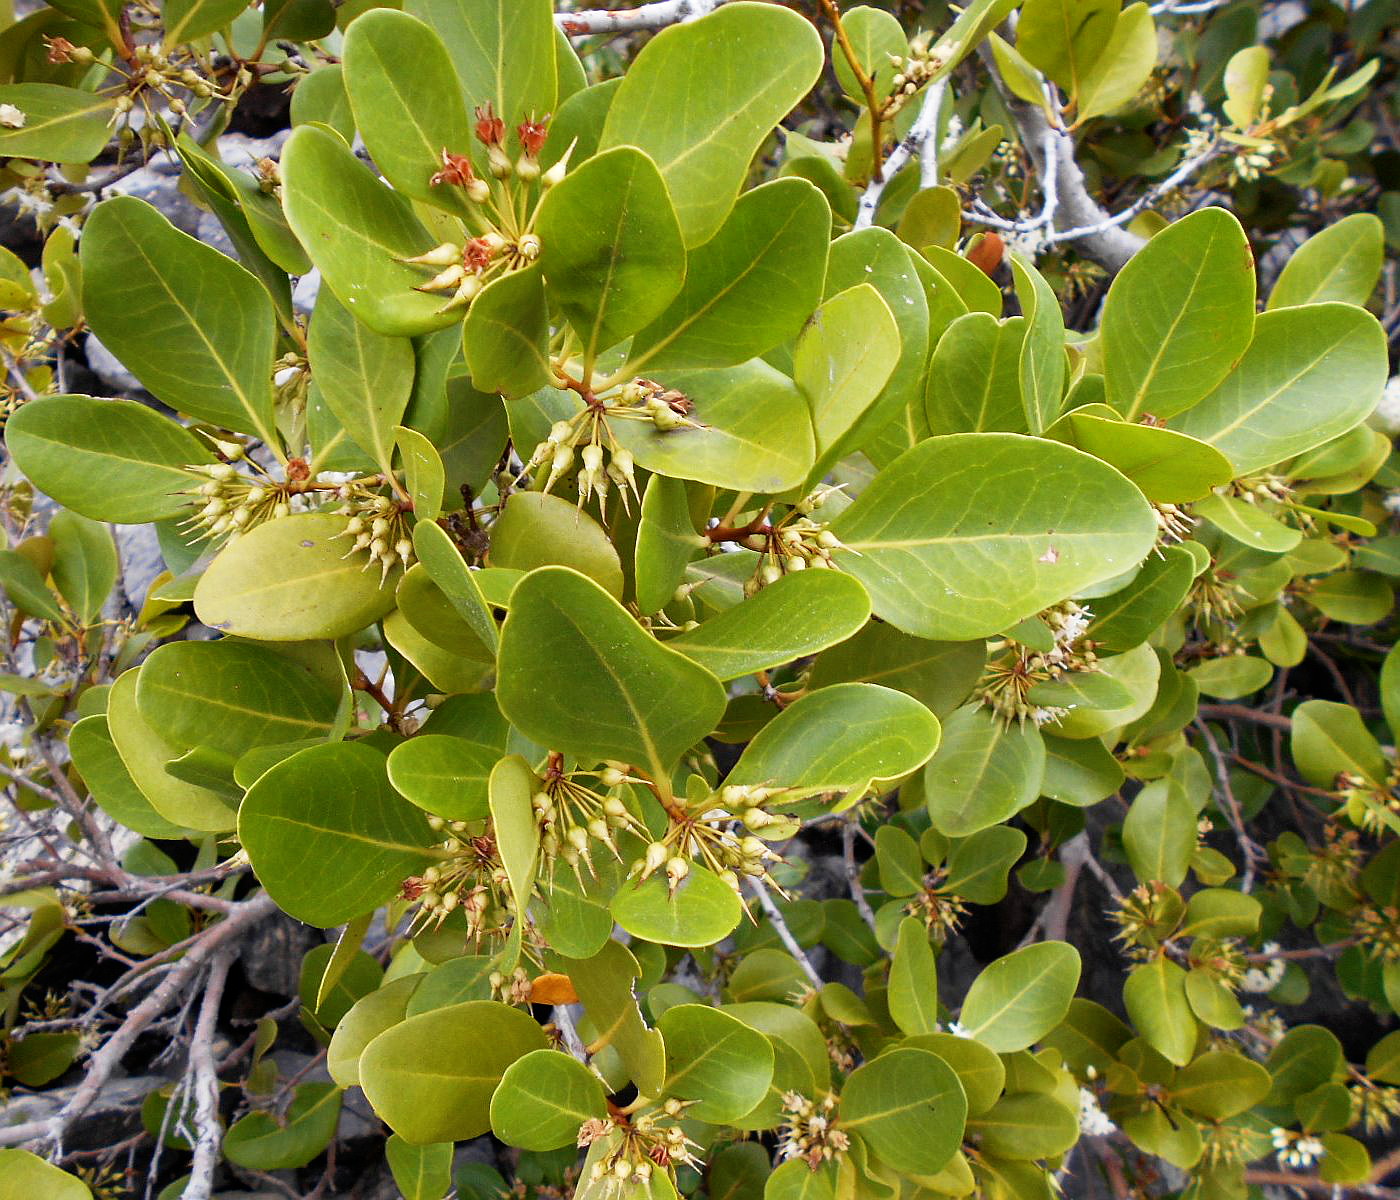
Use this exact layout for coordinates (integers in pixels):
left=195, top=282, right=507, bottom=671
left=520, top=412, right=640, bottom=515
left=882, top=34, right=956, bottom=116
left=1351, top=1081, right=1400, bottom=1135
left=488, top=966, right=533, bottom=1006
left=1333, top=769, right=1400, bottom=835
left=976, top=600, right=1097, bottom=726
left=903, top=880, right=968, bottom=943
left=1238, top=942, right=1286, bottom=993
left=777, top=1092, right=850, bottom=1169
left=1353, top=902, right=1400, bottom=964
left=579, top=1102, right=702, bottom=1184
left=179, top=450, right=293, bottom=543
left=630, top=784, right=797, bottom=897
left=334, top=489, right=413, bottom=584
left=404, top=106, right=563, bottom=314
left=533, top=762, right=650, bottom=883
left=400, top=821, right=512, bottom=942
left=739, top=515, right=850, bottom=598
left=1271, top=1127, right=1325, bottom=1170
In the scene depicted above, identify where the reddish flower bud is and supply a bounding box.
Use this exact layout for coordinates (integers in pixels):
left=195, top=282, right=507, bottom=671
left=474, top=103, right=506, bottom=147
left=463, top=237, right=495, bottom=272
left=44, top=36, right=76, bottom=64
left=431, top=148, right=476, bottom=188
left=517, top=116, right=549, bottom=158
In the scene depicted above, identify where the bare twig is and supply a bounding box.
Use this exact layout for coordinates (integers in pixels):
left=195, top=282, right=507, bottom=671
left=0, top=893, right=277, bottom=1151
left=841, top=818, right=878, bottom=932
left=182, top=948, right=235, bottom=1200
left=555, top=0, right=728, bottom=35
left=854, top=80, right=944, bottom=228
left=1198, top=703, right=1293, bottom=732
left=1194, top=717, right=1266, bottom=893
left=747, top=879, right=823, bottom=989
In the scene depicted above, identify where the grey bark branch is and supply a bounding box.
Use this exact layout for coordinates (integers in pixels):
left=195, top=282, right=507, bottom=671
left=182, top=947, right=236, bottom=1200
left=556, top=0, right=728, bottom=35
left=0, top=893, right=277, bottom=1151
left=748, top=879, right=823, bottom=989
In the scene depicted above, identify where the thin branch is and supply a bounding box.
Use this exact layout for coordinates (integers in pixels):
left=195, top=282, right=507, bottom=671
left=0, top=893, right=277, bottom=1151
left=854, top=80, right=944, bottom=229
left=182, top=948, right=235, bottom=1200
left=555, top=0, right=727, bottom=35
left=747, top=879, right=823, bottom=989
left=918, top=80, right=947, bottom=188
left=1194, top=717, right=1266, bottom=893
left=841, top=818, right=878, bottom=932
left=1198, top=703, right=1293, bottom=732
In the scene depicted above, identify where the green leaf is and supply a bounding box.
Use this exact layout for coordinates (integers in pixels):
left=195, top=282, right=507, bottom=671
left=70, top=716, right=187, bottom=840
left=889, top=917, right=939, bottom=1035
left=0, top=84, right=114, bottom=163
left=388, top=735, right=498, bottom=821
left=824, top=229, right=929, bottom=454
left=48, top=511, right=115, bottom=625
left=489, top=754, right=540, bottom=914
left=564, top=939, right=666, bottom=1096
left=610, top=361, right=816, bottom=496
left=396, top=427, right=446, bottom=522
left=1088, top=548, right=1195, bottom=652
left=635, top=474, right=704, bottom=614
left=0, top=1151, right=93, bottom=1200
left=1122, top=780, right=1195, bottom=887
left=413, top=521, right=499, bottom=654
left=1046, top=410, right=1233, bottom=503
left=282, top=124, right=457, bottom=337
left=658, top=1003, right=774, bottom=1123
left=1171, top=1050, right=1270, bottom=1120
left=0, top=550, right=59, bottom=624
left=1194, top=491, right=1301, bottom=553
left=841, top=1047, right=967, bottom=1175
left=1186, top=654, right=1273, bottom=700
left=405, top=0, right=556, bottom=135
left=328, top=977, right=421, bottom=1087
left=489, top=491, right=624, bottom=599
left=489, top=1049, right=607, bottom=1150
left=598, top=2, right=824, bottom=247
left=726, top=683, right=940, bottom=798
left=106, top=671, right=237, bottom=833
left=1123, top=957, right=1197, bottom=1066
left=972, top=1092, right=1080, bottom=1160
left=536, top=146, right=686, bottom=365
left=669, top=571, right=871, bottom=682
left=1077, top=4, right=1157, bottom=120
left=807, top=623, right=985, bottom=719
left=876, top=826, right=923, bottom=897
left=830, top=434, right=1157, bottom=640
left=923, top=704, right=1045, bottom=838
left=764, top=1159, right=837, bottom=1200
left=1290, top=699, right=1387, bottom=787
left=292, top=65, right=355, bottom=141
left=136, top=640, right=341, bottom=762
left=793, top=283, right=900, bottom=479
left=1222, top=45, right=1269, bottom=127
left=361, top=1000, right=549, bottom=1144
left=1016, top=0, right=1119, bottom=95
left=1269, top=214, right=1385, bottom=309
left=224, top=1083, right=342, bottom=1170
left=195, top=513, right=399, bottom=641
left=497, top=566, right=725, bottom=779
left=1172, top=303, right=1388, bottom=475
left=162, top=0, right=247, bottom=41
left=630, top=178, right=831, bottom=373
left=613, top=866, right=745, bottom=948
left=958, top=941, right=1080, bottom=1051
left=463, top=265, right=552, bottom=397
left=5, top=395, right=212, bottom=525
left=1010, top=255, right=1065, bottom=433
left=832, top=5, right=906, bottom=101
left=944, top=825, right=1028, bottom=903
left=343, top=10, right=474, bottom=214
left=1102, top=208, right=1256, bottom=421
left=239, top=741, right=435, bottom=927
left=81, top=197, right=278, bottom=447
left=308, top=288, right=415, bottom=473
left=925, top=313, right=1025, bottom=435
left=386, top=1135, right=454, bottom=1200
